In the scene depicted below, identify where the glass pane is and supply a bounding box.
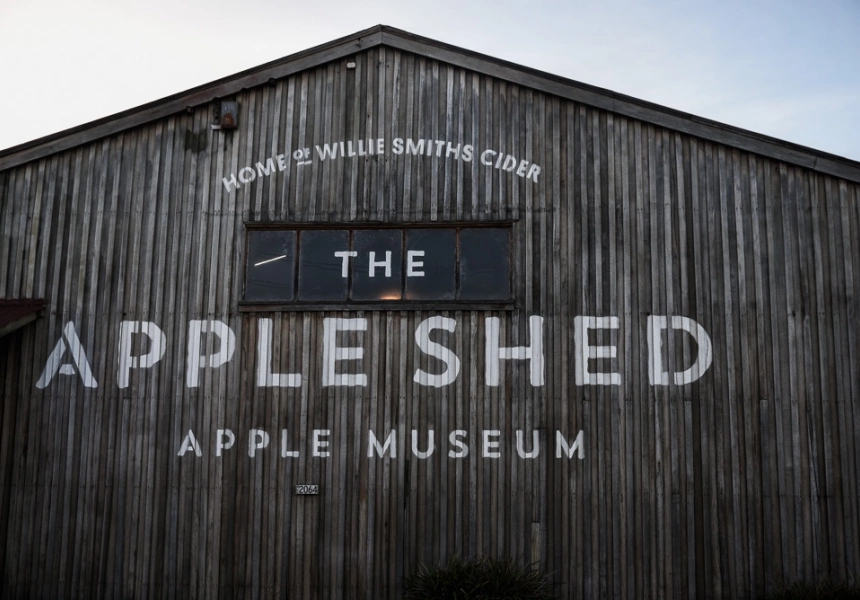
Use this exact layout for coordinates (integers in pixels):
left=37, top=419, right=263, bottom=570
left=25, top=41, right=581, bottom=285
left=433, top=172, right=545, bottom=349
left=298, top=230, right=350, bottom=301
left=352, top=229, right=403, bottom=300
left=405, top=229, right=456, bottom=300
left=459, top=228, right=511, bottom=300
left=245, top=230, right=296, bottom=301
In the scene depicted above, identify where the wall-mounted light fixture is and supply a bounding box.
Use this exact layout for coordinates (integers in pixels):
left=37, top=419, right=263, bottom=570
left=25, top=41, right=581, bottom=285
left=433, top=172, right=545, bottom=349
left=212, top=100, right=238, bottom=130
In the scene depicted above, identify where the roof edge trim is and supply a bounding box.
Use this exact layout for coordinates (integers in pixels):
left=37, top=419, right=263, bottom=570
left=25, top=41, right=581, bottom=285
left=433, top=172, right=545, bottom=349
left=0, top=26, right=384, bottom=170
left=2, top=24, right=859, bottom=183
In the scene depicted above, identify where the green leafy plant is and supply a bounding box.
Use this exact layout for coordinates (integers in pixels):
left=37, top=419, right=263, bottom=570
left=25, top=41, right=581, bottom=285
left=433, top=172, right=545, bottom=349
left=760, top=578, right=860, bottom=600
left=403, top=554, right=557, bottom=599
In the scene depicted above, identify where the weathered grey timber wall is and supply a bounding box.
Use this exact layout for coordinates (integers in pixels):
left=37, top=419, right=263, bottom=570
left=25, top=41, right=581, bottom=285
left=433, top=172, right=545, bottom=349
left=1, top=43, right=859, bottom=599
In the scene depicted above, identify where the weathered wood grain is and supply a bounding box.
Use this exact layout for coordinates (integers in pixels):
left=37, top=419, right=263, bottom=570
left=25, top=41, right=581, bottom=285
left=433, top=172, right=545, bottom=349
left=1, top=44, right=859, bottom=599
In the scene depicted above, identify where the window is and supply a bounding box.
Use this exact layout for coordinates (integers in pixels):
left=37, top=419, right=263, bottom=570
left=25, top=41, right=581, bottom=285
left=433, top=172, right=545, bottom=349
left=242, top=225, right=512, bottom=308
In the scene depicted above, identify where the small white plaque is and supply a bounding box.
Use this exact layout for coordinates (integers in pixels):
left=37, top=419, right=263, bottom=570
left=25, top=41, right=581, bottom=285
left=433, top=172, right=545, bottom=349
left=295, top=484, right=319, bottom=495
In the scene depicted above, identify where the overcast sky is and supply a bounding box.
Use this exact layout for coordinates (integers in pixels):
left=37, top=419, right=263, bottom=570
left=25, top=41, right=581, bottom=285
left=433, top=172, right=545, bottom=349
left=1, top=0, right=858, bottom=161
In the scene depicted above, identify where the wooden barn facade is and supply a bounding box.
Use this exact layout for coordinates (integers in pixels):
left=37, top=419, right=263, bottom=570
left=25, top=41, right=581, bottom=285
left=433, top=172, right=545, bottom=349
left=1, top=26, right=859, bottom=598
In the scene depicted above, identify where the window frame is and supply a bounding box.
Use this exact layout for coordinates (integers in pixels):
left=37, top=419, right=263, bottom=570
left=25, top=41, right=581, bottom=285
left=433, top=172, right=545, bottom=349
left=239, top=221, right=516, bottom=312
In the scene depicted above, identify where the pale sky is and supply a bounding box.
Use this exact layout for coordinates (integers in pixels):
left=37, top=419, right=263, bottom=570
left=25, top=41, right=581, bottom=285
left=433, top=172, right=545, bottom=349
left=1, top=0, right=858, bottom=161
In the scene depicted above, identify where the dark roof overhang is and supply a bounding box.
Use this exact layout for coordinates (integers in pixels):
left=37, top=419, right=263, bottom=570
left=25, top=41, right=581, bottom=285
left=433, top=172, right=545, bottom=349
left=0, top=299, right=46, bottom=339
left=1, top=25, right=859, bottom=183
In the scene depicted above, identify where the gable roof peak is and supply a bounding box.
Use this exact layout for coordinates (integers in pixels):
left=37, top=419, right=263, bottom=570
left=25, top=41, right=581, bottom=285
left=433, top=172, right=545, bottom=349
left=1, top=26, right=859, bottom=182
